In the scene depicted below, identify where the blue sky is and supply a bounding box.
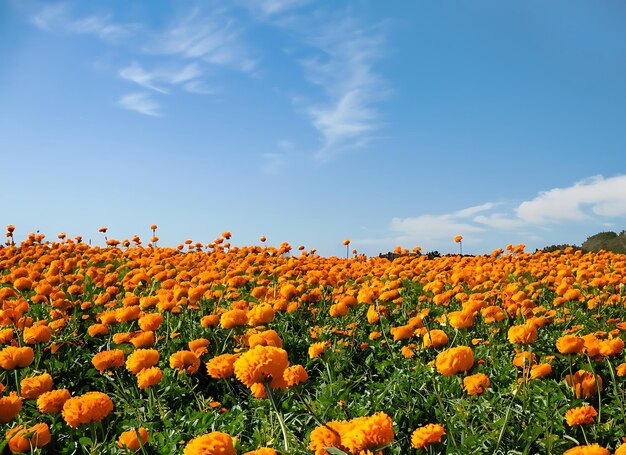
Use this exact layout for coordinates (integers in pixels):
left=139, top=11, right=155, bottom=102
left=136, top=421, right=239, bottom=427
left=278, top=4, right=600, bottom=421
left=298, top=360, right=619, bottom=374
left=2, top=0, right=626, bottom=256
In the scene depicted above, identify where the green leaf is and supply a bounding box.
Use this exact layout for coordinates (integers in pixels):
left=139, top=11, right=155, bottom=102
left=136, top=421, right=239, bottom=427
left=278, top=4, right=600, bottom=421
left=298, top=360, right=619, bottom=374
left=324, top=448, right=349, bottom=455
left=78, top=437, right=93, bottom=447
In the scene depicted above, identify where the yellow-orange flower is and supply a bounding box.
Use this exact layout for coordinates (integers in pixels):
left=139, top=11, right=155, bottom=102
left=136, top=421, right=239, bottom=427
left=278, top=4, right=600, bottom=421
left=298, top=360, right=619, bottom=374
left=565, top=370, right=603, bottom=399
left=36, top=389, right=71, bottom=414
left=0, top=392, right=22, bottom=422
left=207, top=354, right=239, bottom=380
left=126, top=349, right=160, bottom=374
left=556, top=335, right=584, bottom=355
left=136, top=366, right=163, bottom=389
left=220, top=309, right=249, bottom=329
left=565, top=406, right=597, bottom=426
left=92, top=349, right=125, bottom=373
left=22, top=325, right=52, bottom=344
left=563, top=444, right=610, bottom=455
left=183, top=432, right=236, bottom=455
left=411, top=423, right=446, bottom=450
left=435, top=346, right=474, bottom=376
left=233, top=345, right=289, bottom=388
left=283, top=364, right=308, bottom=387
left=423, top=329, right=449, bottom=348
left=243, top=449, right=280, bottom=455
left=0, top=346, right=34, bottom=370
left=463, top=373, right=490, bottom=395
left=6, top=423, right=51, bottom=453
left=308, top=341, right=327, bottom=359
left=117, top=427, right=149, bottom=451
left=508, top=323, right=538, bottom=345
left=62, top=391, right=114, bottom=428
left=169, top=351, right=201, bottom=375
left=20, top=373, right=53, bottom=399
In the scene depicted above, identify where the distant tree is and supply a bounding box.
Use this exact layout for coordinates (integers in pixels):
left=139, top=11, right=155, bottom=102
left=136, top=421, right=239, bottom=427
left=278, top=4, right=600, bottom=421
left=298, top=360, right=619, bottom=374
left=582, top=231, right=626, bottom=254
left=540, top=244, right=581, bottom=253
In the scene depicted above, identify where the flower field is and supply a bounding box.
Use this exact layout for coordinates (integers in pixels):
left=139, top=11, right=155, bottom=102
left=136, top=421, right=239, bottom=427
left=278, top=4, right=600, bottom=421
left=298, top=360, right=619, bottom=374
left=2, top=227, right=626, bottom=454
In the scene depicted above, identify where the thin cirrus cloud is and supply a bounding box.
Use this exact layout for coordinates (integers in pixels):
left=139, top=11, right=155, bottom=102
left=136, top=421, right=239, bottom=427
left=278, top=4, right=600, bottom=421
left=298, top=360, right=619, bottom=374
left=30, top=3, right=140, bottom=41
left=117, top=92, right=162, bottom=117
left=372, top=175, right=626, bottom=249
left=119, top=62, right=203, bottom=94
left=297, top=19, right=388, bottom=161
left=145, top=8, right=257, bottom=73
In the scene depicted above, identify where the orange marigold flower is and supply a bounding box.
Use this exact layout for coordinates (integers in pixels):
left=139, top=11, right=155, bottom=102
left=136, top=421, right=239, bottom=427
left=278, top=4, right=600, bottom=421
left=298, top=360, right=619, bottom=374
left=0, top=392, right=22, bottom=422
left=92, top=349, right=125, bottom=373
left=447, top=310, right=475, bottom=329
left=463, top=373, right=490, bottom=395
left=247, top=304, right=276, bottom=326
left=435, top=346, right=474, bottom=376
left=87, top=324, right=109, bottom=337
left=423, top=329, right=449, bottom=348
left=136, top=366, right=163, bottom=389
left=565, top=370, right=603, bottom=399
left=563, top=444, right=610, bottom=455
left=62, top=391, right=114, bottom=428
left=243, top=449, right=280, bottom=455
left=390, top=324, right=414, bottom=341
left=565, top=406, right=597, bottom=426
left=616, top=363, right=626, bottom=377
left=507, top=323, right=538, bottom=345
left=308, top=424, right=343, bottom=455
left=207, top=354, right=239, bottom=380
left=201, top=314, right=220, bottom=328
left=126, top=349, right=160, bottom=374
left=117, top=427, right=149, bottom=451
left=138, top=313, right=163, bottom=331
left=308, top=341, right=328, bottom=359
left=599, top=337, right=624, bottom=357
left=130, top=331, right=155, bottom=348
left=169, top=350, right=201, bottom=375
left=283, top=364, right=308, bottom=387
left=183, top=432, right=236, bottom=455
left=342, top=412, right=395, bottom=453
left=556, top=335, right=585, bottom=355
left=233, top=345, right=289, bottom=388
left=13, top=277, right=33, bottom=292
left=22, top=325, right=52, bottom=344
left=513, top=351, right=537, bottom=368
left=529, top=363, right=552, bottom=380
left=6, top=423, right=51, bottom=452
left=20, top=373, right=53, bottom=399
left=411, top=423, right=446, bottom=450
left=0, top=346, right=34, bottom=370
left=37, top=389, right=71, bottom=414
left=248, top=330, right=283, bottom=349
left=220, top=309, right=249, bottom=329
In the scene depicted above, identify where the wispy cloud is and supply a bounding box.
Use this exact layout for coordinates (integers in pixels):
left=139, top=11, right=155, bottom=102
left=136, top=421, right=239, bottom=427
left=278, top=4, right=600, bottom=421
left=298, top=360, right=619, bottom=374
left=119, top=62, right=203, bottom=94
left=31, top=3, right=139, bottom=41
left=286, top=16, right=387, bottom=161
left=239, top=0, right=310, bottom=18
left=362, top=175, right=626, bottom=253
left=118, top=92, right=162, bottom=117
left=146, top=8, right=256, bottom=73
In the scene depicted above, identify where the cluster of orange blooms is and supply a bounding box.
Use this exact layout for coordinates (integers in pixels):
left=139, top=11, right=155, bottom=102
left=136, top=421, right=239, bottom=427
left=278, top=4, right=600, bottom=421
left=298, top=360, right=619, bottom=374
left=2, top=225, right=626, bottom=452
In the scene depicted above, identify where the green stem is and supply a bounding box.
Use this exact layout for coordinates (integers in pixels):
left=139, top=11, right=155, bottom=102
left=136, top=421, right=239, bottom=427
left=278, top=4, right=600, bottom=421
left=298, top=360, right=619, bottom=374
left=586, top=356, right=602, bottom=423
left=264, top=382, right=289, bottom=453
left=432, top=376, right=458, bottom=450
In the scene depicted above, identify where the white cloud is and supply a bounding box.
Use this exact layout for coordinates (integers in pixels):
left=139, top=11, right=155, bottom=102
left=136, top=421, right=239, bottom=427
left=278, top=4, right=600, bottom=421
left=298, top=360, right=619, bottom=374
left=147, top=9, right=256, bottom=73
left=31, top=3, right=139, bottom=41
left=361, top=174, right=626, bottom=254
left=118, top=93, right=162, bottom=117
left=516, top=175, right=626, bottom=223
left=298, top=19, right=388, bottom=161
left=239, top=0, right=310, bottom=18
left=119, top=62, right=203, bottom=94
